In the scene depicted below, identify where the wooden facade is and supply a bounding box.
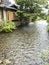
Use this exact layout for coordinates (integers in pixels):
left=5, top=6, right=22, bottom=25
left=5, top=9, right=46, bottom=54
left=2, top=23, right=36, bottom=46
left=0, top=10, right=15, bottom=21
left=0, top=0, right=17, bottom=21
left=6, top=10, right=14, bottom=20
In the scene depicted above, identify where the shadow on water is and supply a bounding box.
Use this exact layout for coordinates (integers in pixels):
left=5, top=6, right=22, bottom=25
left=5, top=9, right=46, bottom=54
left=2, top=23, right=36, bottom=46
left=0, top=20, right=49, bottom=65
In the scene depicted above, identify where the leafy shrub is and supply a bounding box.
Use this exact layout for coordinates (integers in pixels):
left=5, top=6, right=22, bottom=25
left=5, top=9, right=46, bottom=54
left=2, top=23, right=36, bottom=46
left=46, top=14, right=49, bottom=31
left=47, top=24, right=49, bottom=31
left=35, top=47, right=49, bottom=65
left=39, top=13, right=47, bottom=20
left=47, top=16, right=49, bottom=22
left=0, top=20, right=16, bottom=32
left=15, top=10, right=38, bottom=23
left=15, top=10, right=30, bottom=25
left=31, top=13, right=37, bottom=22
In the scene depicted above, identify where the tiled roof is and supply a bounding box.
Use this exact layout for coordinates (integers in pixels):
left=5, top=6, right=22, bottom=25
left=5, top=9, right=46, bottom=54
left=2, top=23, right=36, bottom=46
left=0, top=4, right=17, bottom=11
left=0, top=0, right=18, bottom=11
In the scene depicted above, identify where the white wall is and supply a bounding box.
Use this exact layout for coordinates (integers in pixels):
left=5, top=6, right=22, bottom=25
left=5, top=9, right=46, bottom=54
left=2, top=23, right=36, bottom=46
left=3, top=10, right=6, bottom=20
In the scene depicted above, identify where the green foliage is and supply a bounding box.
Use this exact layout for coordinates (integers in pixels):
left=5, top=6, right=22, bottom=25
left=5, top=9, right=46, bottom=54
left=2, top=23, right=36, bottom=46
left=15, top=10, right=30, bottom=24
left=45, top=11, right=49, bottom=22
left=15, top=0, right=48, bottom=7
left=0, top=20, right=16, bottom=32
left=47, top=16, right=49, bottom=22
left=35, top=47, right=49, bottom=65
left=40, top=13, right=48, bottom=20
left=47, top=24, right=49, bottom=31
left=35, top=49, right=49, bottom=60
left=15, top=0, right=48, bottom=23
left=44, top=63, right=49, bottom=65
left=46, top=12, right=49, bottom=31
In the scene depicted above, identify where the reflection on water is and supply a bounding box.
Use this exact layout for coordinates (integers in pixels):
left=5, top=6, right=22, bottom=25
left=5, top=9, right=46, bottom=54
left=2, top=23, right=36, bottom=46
left=0, top=20, right=49, bottom=65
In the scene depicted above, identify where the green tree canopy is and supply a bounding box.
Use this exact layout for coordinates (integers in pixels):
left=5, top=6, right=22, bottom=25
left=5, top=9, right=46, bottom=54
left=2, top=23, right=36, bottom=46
left=15, top=0, right=48, bottom=23
left=15, top=0, right=48, bottom=7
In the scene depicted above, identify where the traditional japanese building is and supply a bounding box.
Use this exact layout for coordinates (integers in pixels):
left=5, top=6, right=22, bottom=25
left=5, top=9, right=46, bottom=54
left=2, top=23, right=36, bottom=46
left=0, top=0, right=18, bottom=21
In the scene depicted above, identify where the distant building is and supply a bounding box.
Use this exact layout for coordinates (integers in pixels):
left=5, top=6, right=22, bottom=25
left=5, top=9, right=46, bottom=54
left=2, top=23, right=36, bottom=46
left=0, top=0, right=18, bottom=21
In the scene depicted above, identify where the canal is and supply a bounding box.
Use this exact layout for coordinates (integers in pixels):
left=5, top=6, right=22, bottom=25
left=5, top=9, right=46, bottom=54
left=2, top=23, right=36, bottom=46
left=0, top=20, right=49, bottom=65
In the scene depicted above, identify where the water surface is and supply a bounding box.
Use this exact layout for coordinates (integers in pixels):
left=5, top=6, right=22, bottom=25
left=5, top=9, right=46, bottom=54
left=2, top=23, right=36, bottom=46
left=0, top=20, right=49, bottom=65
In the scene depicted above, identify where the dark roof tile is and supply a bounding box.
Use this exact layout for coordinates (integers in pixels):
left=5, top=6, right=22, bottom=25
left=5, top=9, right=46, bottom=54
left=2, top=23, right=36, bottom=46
left=0, top=0, right=18, bottom=11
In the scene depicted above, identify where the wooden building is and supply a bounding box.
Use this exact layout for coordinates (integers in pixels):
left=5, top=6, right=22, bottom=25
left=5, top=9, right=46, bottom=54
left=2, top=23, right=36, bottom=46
left=0, top=0, right=18, bottom=21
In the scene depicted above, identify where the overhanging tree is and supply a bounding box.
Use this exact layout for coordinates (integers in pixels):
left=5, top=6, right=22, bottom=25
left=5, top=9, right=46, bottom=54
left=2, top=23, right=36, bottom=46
left=15, top=0, right=48, bottom=23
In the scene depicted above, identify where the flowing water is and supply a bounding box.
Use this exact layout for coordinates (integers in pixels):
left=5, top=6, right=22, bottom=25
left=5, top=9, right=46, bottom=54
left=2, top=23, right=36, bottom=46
left=0, top=20, right=49, bottom=65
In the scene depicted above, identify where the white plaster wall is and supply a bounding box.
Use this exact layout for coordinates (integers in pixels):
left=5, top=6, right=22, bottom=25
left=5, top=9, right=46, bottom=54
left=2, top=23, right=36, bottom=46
left=3, top=10, right=6, bottom=20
